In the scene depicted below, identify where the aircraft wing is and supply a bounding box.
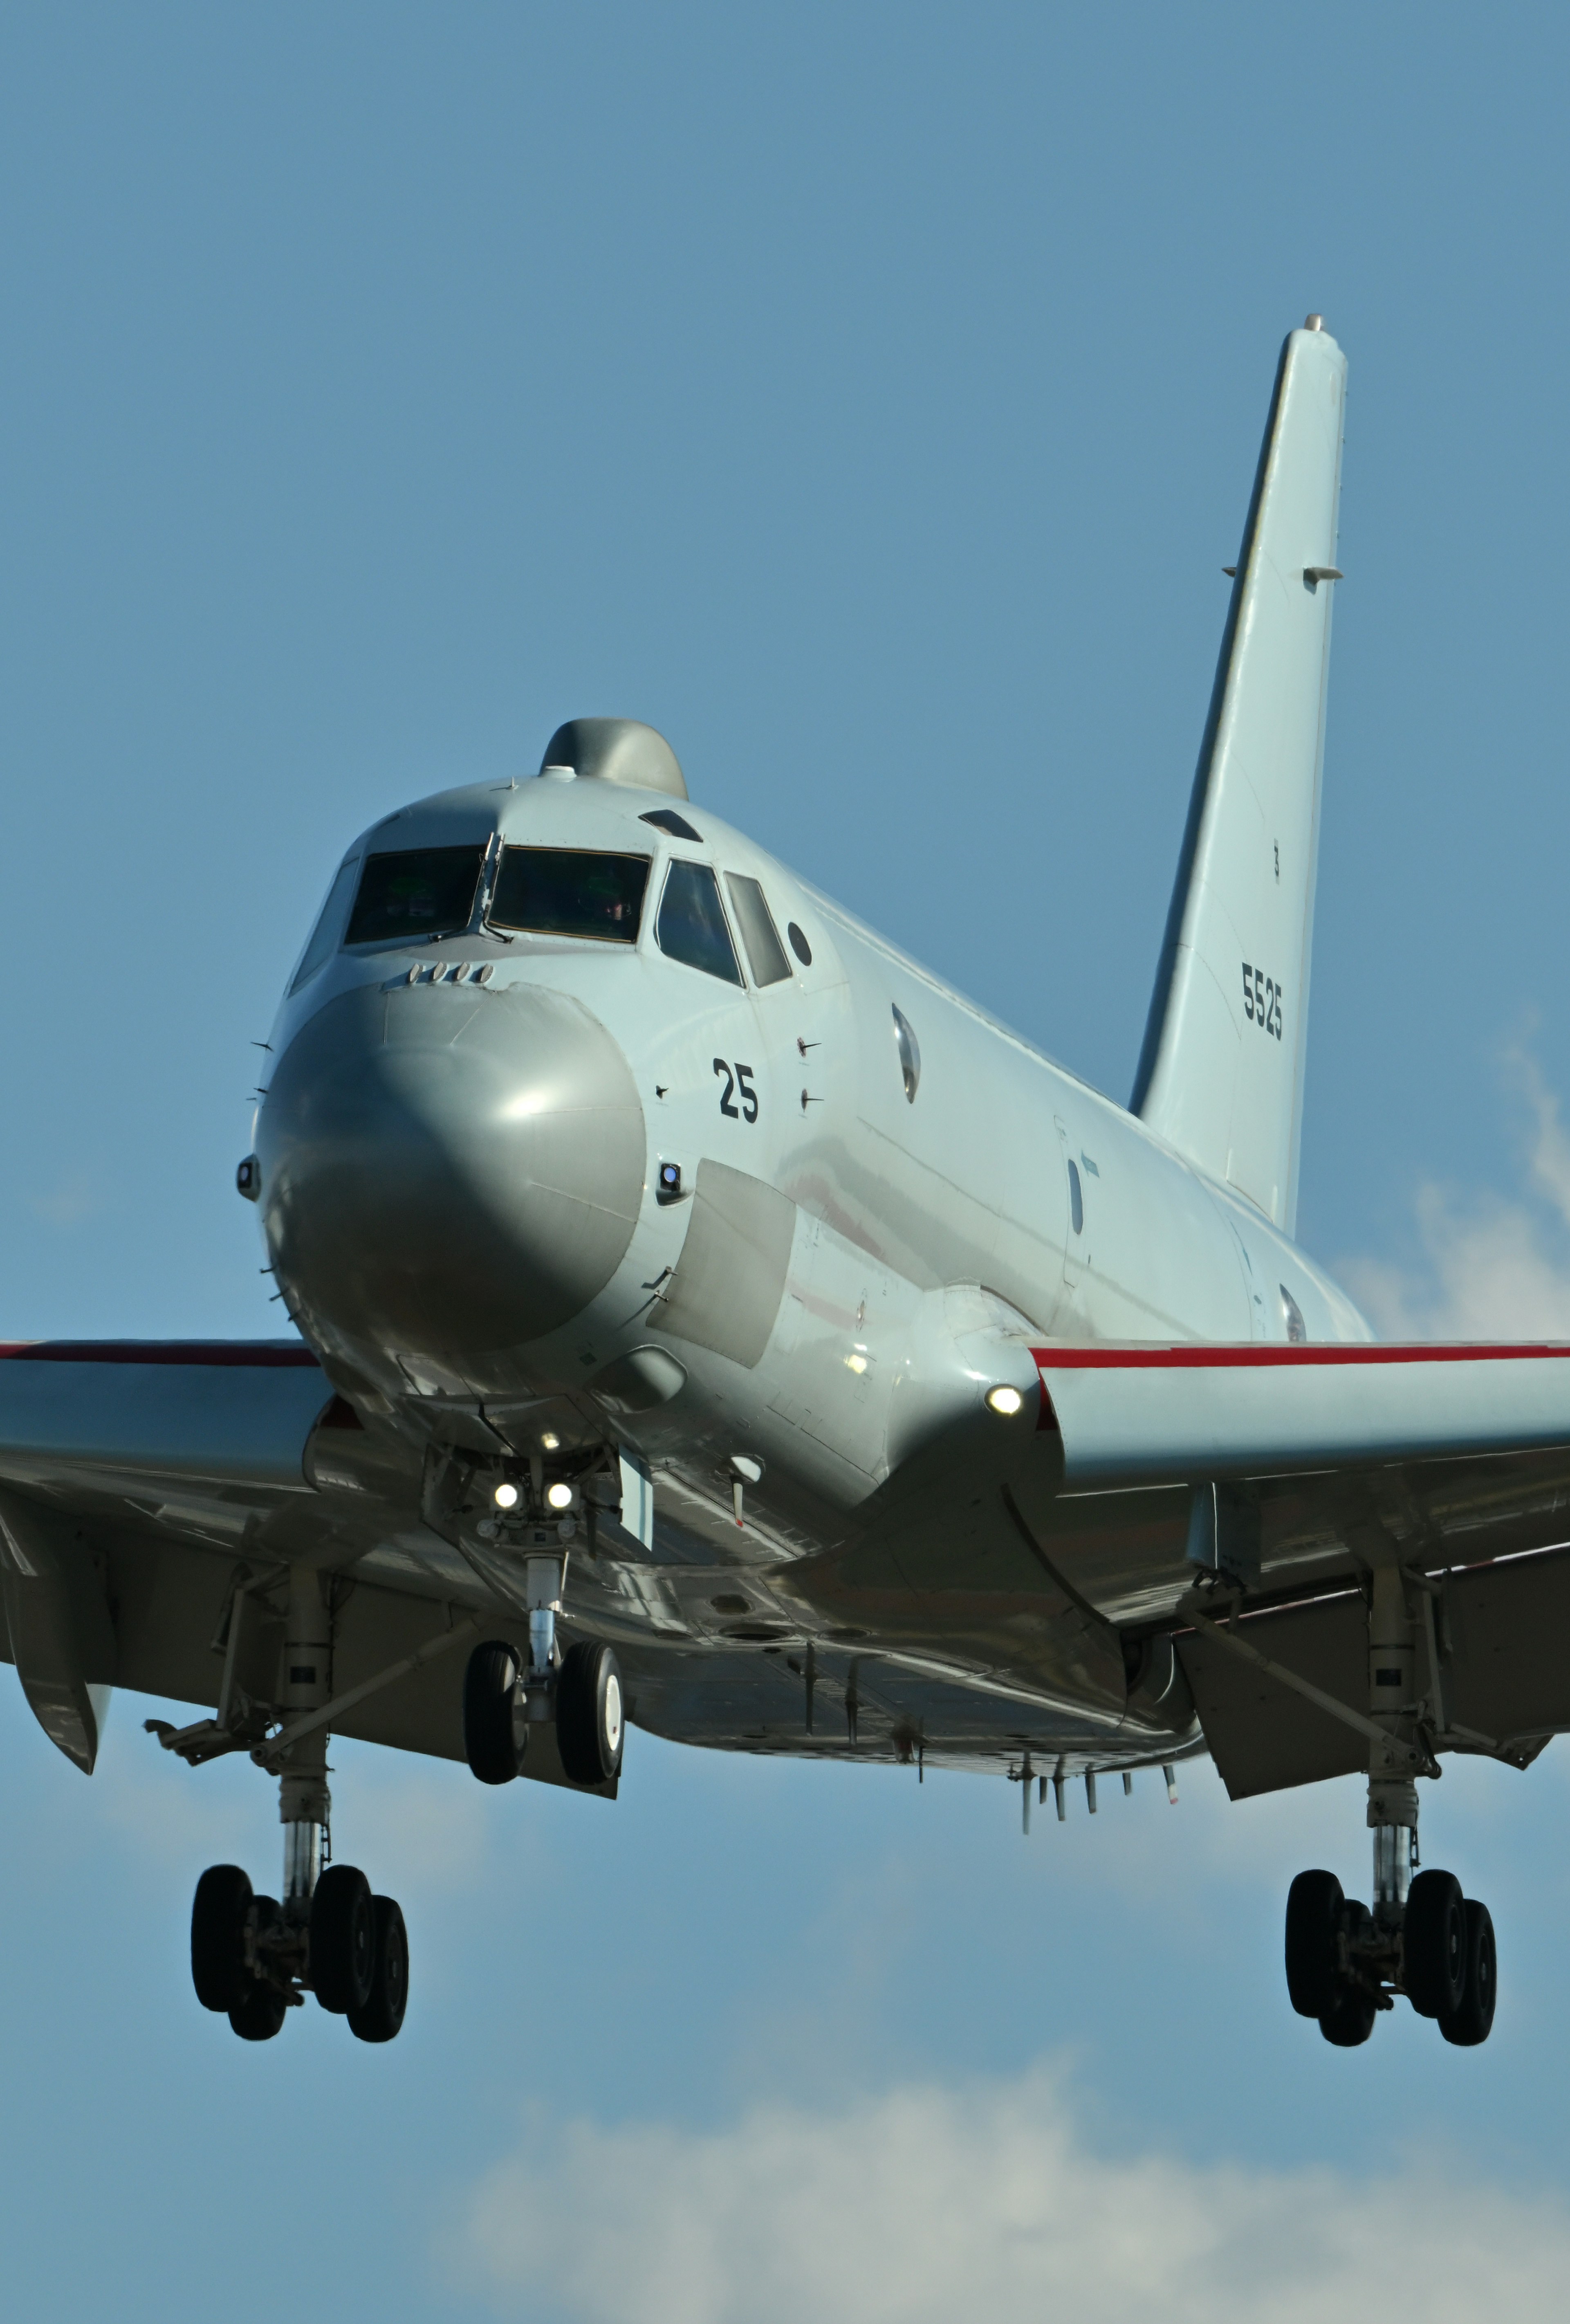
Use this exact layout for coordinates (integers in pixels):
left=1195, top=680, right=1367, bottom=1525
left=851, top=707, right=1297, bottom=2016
left=0, top=1341, right=550, bottom=1778
left=1025, top=1341, right=1570, bottom=1793
left=767, top=1341, right=1570, bottom=1790
left=8, top=1336, right=1570, bottom=1807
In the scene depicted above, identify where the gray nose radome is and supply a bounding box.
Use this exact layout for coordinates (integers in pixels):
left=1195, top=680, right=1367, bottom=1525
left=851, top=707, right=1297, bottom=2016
left=258, top=981, right=645, bottom=1357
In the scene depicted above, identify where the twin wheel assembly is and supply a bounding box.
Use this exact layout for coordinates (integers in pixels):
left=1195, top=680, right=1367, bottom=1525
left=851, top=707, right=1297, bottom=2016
left=191, top=1861, right=408, bottom=2043
left=461, top=1636, right=625, bottom=1787
left=1286, top=1861, right=1496, bottom=2048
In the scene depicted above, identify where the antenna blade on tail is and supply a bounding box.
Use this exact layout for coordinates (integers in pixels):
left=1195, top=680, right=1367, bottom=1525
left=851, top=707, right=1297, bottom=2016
left=1131, top=318, right=1347, bottom=1237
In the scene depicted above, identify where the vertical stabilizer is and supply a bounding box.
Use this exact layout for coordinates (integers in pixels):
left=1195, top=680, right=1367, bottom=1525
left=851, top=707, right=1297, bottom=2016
left=1130, top=319, right=1346, bottom=1237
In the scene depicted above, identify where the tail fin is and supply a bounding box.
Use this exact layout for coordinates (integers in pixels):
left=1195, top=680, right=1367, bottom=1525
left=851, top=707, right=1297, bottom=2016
left=1130, top=317, right=1346, bottom=1237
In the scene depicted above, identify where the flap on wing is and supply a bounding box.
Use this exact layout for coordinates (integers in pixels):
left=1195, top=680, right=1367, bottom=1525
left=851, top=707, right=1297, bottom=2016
left=1033, top=1343, right=1570, bottom=1489
left=1176, top=1594, right=1366, bottom=1798
left=1178, top=1545, right=1570, bottom=1801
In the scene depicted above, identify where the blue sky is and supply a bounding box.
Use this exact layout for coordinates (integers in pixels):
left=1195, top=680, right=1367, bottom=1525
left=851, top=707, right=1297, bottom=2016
left=5, top=6, right=1570, bottom=2318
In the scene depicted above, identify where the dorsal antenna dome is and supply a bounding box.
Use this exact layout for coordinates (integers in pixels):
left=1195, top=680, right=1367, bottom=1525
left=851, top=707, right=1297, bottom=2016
left=538, top=718, right=687, bottom=799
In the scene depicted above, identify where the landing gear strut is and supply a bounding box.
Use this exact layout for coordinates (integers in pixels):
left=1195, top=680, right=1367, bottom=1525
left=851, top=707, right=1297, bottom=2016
left=1285, top=1569, right=1497, bottom=2047
left=187, top=1564, right=410, bottom=2043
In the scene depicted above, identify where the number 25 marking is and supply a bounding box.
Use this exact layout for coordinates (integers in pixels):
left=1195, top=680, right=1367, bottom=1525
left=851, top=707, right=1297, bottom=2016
left=1241, top=962, right=1284, bottom=1041
left=714, top=1058, right=759, bottom=1123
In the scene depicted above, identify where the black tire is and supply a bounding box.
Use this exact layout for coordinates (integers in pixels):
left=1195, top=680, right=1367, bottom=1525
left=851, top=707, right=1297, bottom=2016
left=192, top=1864, right=253, bottom=2012
left=1404, top=1868, right=1467, bottom=2019
left=310, top=1864, right=375, bottom=2014
left=229, top=1981, right=287, bottom=2042
left=556, top=1640, right=625, bottom=1785
left=1319, top=1984, right=1377, bottom=2047
left=463, top=1639, right=524, bottom=1785
left=1440, top=1899, right=1497, bottom=2047
left=1285, top=1869, right=1344, bottom=2017
left=348, top=1896, right=409, bottom=2044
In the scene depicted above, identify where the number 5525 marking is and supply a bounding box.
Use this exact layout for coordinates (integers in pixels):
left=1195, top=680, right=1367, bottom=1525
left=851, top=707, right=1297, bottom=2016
left=1242, top=963, right=1283, bottom=1041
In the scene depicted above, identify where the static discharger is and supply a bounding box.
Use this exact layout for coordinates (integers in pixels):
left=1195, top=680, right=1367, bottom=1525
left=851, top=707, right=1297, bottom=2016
left=1019, top=1762, right=1145, bottom=1832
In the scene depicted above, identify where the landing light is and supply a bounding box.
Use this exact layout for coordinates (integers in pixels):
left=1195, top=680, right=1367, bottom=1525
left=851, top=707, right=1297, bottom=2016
left=986, top=1385, right=1024, bottom=1417
left=546, top=1481, right=574, bottom=1511
left=541, top=1432, right=560, bottom=1451
left=493, top=1482, right=520, bottom=1509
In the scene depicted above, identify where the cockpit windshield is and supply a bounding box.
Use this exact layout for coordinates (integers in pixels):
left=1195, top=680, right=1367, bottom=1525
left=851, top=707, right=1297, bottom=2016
left=488, top=847, right=650, bottom=943
left=345, top=845, right=487, bottom=945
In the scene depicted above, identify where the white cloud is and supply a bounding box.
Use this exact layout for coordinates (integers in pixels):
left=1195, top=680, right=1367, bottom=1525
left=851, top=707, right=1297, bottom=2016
left=1339, top=1052, right=1570, bottom=1338
left=454, top=2067, right=1570, bottom=2324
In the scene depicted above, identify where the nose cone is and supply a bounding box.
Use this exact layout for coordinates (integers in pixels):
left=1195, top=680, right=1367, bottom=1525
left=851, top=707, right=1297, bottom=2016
left=258, top=981, right=645, bottom=1359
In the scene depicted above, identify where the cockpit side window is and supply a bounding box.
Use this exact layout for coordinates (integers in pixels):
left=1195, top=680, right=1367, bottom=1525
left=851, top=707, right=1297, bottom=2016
left=489, top=847, right=650, bottom=943
left=656, top=860, right=743, bottom=985
left=724, top=874, right=792, bottom=986
left=289, top=855, right=361, bottom=993
left=344, top=845, right=487, bottom=946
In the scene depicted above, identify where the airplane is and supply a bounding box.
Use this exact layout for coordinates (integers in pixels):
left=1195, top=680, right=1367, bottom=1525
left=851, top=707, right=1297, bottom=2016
left=2, top=312, right=1560, bottom=2052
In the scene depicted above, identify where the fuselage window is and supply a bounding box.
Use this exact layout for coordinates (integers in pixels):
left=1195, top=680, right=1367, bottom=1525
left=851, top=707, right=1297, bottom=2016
left=489, top=847, right=650, bottom=943
left=345, top=845, right=486, bottom=946
left=290, top=855, right=361, bottom=992
left=656, top=860, right=743, bottom=985
left=1068, top=1158, right=1084, bottom=1234
left=1280, top=1285, right=1308, bottom=1343
left=891, top=1005, right=920, bottom=1102
left=725, top=874, right=792, bottom=986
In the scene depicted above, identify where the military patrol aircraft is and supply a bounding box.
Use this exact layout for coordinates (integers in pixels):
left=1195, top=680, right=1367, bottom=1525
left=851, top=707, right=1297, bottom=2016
left=2, top=314, right=1557, bottom=2050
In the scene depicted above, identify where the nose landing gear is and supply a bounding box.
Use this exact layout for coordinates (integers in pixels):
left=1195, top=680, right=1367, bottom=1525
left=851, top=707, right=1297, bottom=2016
left=462, top=1620, right=624, bottom=1788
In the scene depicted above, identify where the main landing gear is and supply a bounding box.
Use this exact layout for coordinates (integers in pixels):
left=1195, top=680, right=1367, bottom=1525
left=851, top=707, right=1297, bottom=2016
left=191, top=1860, right=408, bottom=2043
left=1286, top=1858, right=1496, bottom=2048
left=184, top=1563, right=410, bottom=2043
left=1283, top=1568, right=1496, bottom=2048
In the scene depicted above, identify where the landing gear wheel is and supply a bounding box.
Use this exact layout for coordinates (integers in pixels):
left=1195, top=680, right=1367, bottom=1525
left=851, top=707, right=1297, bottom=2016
left=463, top=1640, right=525, bottom=1785
left=310, top=1864, right=375, bottom=2014
left=229, top=1981, right=288, bottom=2041
left=1404, top=1869, right=1466, bottom=2019
left=1319, top=1983, right=1377, bottom=2047
left=556, top=1641, right=625, bottom=1785
left=1285, top=1869, right=1344, bottom=2017
left=348, top=1896, right=409, bottom=2044
left=192, top=1864, right=253, bottom=2012
left=1440, top=1899, right=1497, bottom=2046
